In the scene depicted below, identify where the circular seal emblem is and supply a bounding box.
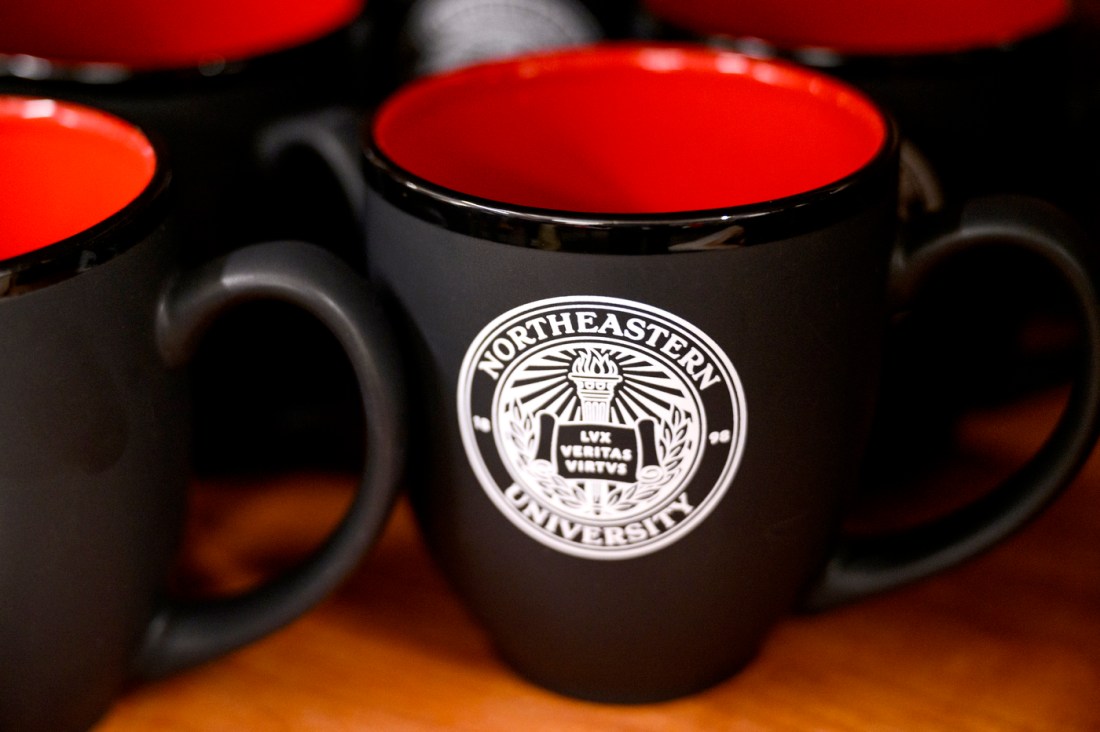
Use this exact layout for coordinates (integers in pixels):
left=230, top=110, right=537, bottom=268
left=457, top=296, right=746, bottom=560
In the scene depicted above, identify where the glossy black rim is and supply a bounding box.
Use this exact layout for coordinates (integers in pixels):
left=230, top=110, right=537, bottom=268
left=364, top=113, right=900, bottom=255
left=0, top=123, right=171, bottom=298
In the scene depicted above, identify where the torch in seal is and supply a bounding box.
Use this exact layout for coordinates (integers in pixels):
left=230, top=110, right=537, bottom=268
left=568, top=348, right=622, bottom=423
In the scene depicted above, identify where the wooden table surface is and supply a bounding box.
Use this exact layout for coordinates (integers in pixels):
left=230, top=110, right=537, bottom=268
left=95, top=385, right=1100, bottom=731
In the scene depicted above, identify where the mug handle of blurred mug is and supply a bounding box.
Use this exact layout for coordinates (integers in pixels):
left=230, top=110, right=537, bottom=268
left=803, top=195, right=1100, bottom=610
left=897, top=139, right=944, bottom=220
left=258, top=107, right=370, bottom=268
left=132, top=240, right=404, bottom=678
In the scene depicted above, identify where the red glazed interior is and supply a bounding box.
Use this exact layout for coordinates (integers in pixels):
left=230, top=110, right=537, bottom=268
left=374, top=45, right=887, bottom=214
left=0, top=97, right=156, bottom=259
left=0, top=0, right=362, bottom=69
left=643, top=0, right=1068, bottom=55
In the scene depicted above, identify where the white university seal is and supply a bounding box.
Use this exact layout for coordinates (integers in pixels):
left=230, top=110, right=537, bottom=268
left=458, top=296, right=747, bottom=559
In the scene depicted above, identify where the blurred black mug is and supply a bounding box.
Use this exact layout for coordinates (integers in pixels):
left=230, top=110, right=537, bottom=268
left=0, top=0, right=378, bottom=471
left=0, top=96, right=403, bottom=732
left=638, top=0, right=1098, bottom=486
left=640, top=0, right=1081, bottom=210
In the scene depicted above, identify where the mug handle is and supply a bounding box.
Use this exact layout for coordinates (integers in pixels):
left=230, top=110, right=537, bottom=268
left=257, top=107, right=370, bottom=269
left=132, top=240, right=405, bottom=678
left=804, top=195, right=1100, bottom=609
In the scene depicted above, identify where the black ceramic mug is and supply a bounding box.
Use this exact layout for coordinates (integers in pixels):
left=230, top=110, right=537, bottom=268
left=0, top=97, right=403, bottom=732
left=359, top=44, right=1100, bottom=703
left=637, top=0, right=1098, bottom=487
left=639, top=0, right=1082, bottom=211
left=0, top=0, right=378, bottom=471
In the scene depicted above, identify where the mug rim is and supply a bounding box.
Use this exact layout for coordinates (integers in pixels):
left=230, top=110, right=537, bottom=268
left=0, top=16, right=364, bottom=86
left=641, top=0, right=1071, bottom=61
left=364, top=42, right=901, bottom=254
left=0, top=95, right=171, bottom=297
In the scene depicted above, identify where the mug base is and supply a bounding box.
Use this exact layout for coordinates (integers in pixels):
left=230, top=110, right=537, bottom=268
left=494, top=642, right=762, bottom=705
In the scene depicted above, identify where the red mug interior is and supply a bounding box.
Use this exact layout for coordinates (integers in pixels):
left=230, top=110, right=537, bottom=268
left=0, top=97, right=156, bottom=260
left=373, top=44, right=888, bottom=214
left=0, top=0, right=362, bottom=69
left=642, top=0, right=1069, bottom=55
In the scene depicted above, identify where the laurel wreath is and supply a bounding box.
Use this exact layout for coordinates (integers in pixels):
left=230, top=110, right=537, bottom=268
left=506, top=399, right=693, bottom=519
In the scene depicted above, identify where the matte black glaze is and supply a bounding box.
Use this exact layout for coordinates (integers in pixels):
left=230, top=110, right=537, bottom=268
left=1, top=220, right=189, bottom=732
left=366, top=191, right=895, bottom=701
left=1, top=172, right=404, bottom=732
